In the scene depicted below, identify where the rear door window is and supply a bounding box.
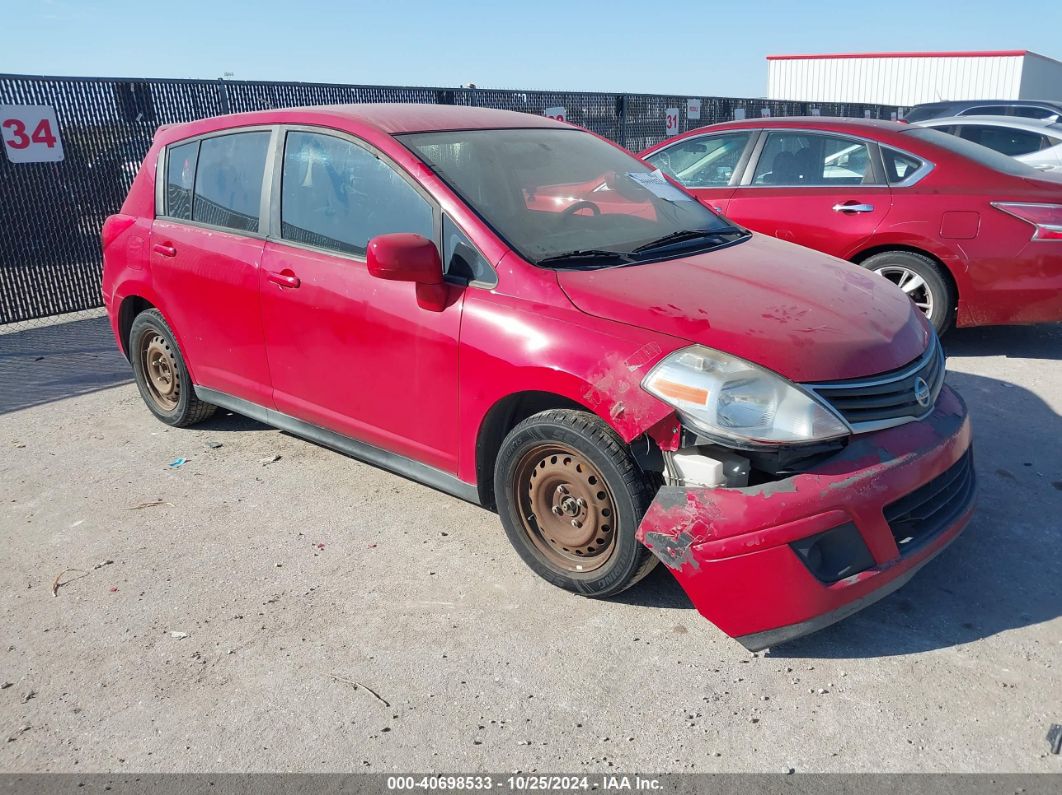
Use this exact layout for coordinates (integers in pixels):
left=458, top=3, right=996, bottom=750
left=962, top=104, right=1059, bottom=120
left=645, top=132, right=753, bottom=187
left=962, top=105, right=1014, bottom=117
left=280, top=131, right=433, bottom=257
left=957, top=125, right=1049, bottom=156
left=752, top=132, right=874, bottom=186
left=1012, top=106, right=1057, bottom=120
left=192, top=131, right=271, bottom=233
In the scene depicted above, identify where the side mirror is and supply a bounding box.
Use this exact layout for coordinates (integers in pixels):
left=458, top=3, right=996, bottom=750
left=367, top=233, right=443, bottom=284
left=367, top=233, right=448, bottom=311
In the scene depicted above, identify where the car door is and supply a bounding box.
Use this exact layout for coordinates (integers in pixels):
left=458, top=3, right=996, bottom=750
left=643, top=130, right=757, bottom=215
left=150, top=129, right=274, bottom=407
left=724, top=130, right=893, bottom=258
left=258, top=128, right=463, bottom=473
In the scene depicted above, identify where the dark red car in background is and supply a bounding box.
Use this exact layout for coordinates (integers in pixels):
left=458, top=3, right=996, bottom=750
left=641, top=118, right=1062, bottom=332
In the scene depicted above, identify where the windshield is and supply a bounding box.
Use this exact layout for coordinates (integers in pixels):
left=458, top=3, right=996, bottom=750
left=902, top=127, right=1047, bottom=177
left=399, top=128, right=743, bottom=266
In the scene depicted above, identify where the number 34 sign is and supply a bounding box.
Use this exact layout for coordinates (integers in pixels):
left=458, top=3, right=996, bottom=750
left=1, top=105, right=64, bottom=163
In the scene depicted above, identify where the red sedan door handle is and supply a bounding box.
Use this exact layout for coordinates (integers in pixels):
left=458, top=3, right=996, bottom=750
left=266, top=269, right=301, bottom=289
left=833, top=202, right=875, bottom=214
left=152, top=242, right=177, bottom=257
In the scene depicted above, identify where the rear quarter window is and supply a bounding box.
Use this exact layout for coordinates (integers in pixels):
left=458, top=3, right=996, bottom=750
left=164, top=140, right=199, bottom=220
left=881, top=148, right=925, bottom=184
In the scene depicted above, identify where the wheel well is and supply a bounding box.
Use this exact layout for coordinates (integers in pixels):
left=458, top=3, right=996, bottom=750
left=475, top=391, right=586, bottom=510
left=117, top=296, right=155, bottom=358
left=851, top=245, right=958, bottom=303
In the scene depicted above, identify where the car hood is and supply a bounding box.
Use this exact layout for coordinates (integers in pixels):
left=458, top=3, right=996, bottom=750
left=556, top=233, right=930, bottom=383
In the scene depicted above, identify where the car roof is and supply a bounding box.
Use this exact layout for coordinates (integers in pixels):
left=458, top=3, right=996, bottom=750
left=696, top=115, right=904, bottom=131
left=159, top=102, right=570, bottom=139
left=915, top=115, right=1062, bottom=133
left=909, top=99, right=1062, bottom=110
left=294, top=103, right=570, bottom=133
left=677, top=116, right=909, bottom=136
left=641, top=116, right=998, bottom=160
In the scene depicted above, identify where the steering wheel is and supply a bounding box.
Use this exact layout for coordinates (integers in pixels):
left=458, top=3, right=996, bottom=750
left=560, top=200, right=601, bottom=223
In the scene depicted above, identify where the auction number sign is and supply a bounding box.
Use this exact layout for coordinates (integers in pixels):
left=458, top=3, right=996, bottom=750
left=1, top=105, right=64, bottom=163
left=544, top=106, right=567, bottom=123
left=665, top=107, right=680, bottom=136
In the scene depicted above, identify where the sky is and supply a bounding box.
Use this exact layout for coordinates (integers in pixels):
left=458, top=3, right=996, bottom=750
left=2, top=0, right=1060, bottom=97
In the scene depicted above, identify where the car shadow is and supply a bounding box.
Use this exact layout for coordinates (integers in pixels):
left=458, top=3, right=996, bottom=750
left=612, top=563, right=695, bottom=610
left=0, top=316, right=271, bottom=431
left=194, top=410, right=271, bottom=433
left=944, top=322, right=1062, bottom=361
left=0, top=315, right=133, bottom=415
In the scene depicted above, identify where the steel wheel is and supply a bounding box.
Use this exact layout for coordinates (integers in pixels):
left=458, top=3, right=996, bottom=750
left=514, top=443, right=618, bottom=573
left=875, top=265, right=934, bottom=318
left=139, top=332, right=181, bottom=412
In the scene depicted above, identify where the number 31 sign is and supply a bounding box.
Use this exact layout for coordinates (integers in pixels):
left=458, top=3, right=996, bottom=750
left=1, top=105, right=64, bottom=163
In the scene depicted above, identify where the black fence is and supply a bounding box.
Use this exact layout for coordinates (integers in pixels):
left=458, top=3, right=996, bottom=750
left=0, top=73, right=898, bottom=325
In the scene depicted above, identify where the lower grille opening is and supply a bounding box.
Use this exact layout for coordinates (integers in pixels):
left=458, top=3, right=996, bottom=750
left=790, top=523, right=876, bottom=584
left=884, top=449, right=976, bottom=555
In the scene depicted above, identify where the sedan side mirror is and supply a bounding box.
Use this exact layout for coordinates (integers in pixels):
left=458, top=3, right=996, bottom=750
left=367, top=233, right=448, bottom=311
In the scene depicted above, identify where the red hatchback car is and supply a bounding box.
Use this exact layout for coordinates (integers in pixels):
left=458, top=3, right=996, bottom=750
left=641, top=117, right=1062, bottom=332
left=102, top=105, right=975, bottom=650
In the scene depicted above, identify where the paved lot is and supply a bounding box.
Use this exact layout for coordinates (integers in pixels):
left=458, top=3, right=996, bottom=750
left=0, top=316, right=1059, bottom=773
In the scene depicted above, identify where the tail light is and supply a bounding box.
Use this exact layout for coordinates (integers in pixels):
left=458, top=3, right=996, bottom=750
left=101, top=214, right=135, bottom=250
left=991, top=202, right=1062, bottom=241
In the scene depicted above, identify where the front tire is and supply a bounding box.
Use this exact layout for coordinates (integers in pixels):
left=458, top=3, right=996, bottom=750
left=860, top=250, right=955, bottom=334
left=129, top=309, right=216, bottom=427
left=494, top=409, right=658, bottom=598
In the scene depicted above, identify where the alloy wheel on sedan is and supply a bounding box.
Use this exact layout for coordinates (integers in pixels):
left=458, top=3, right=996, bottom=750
left=876, top=265, right=934, bottom=318
left=860, top=250, right=954, bottom=334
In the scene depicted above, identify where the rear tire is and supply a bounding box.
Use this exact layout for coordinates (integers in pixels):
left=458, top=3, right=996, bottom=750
left=129, top=309, right=216, bottom=427
left=494, top=409, right=658, bottom=598
left=860, top=250, right=955, bottom=334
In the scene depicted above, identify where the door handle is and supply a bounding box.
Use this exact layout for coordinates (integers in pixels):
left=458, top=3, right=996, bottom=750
left=832, top=202, right=875, bottom=214
left=152, top=243, right=177, bottom=257
left=266, top=269, right=301, bottom=289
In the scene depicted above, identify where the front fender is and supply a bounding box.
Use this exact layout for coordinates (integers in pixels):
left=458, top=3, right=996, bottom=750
left=456, top=290, right=683, bottom=484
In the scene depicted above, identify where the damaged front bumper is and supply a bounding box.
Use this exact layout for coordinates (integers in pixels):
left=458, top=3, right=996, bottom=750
left=636, top=385, right=975, bottom=650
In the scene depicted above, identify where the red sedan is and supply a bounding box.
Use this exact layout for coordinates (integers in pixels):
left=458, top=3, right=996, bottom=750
left=641, top=117, right=1062, bottom=332
left=102, top=105, right=973, bottom=649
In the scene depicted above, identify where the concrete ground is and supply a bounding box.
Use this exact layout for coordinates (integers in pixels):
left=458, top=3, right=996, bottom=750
left=0, top=315, right=1059, bottom=773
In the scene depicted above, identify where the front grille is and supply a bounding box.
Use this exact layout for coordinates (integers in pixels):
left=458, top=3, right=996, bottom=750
left=806, top=337, right=946, bottom=431
left=884, top=450, right=976, bottom=554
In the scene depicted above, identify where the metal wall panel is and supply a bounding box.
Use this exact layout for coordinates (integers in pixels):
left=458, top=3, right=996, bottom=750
left=1019, top=54, right=1062, bottom=100
left=768, top=54, right=1030, bottom=106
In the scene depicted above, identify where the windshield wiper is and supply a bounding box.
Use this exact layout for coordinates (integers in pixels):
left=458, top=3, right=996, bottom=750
left=536, top=249, right=632, bottom=268
left=629, top=228, right=745, bottom=255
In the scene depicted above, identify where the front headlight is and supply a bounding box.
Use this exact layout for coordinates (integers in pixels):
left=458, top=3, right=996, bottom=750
left=642, top=345, right=850, bottom=446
